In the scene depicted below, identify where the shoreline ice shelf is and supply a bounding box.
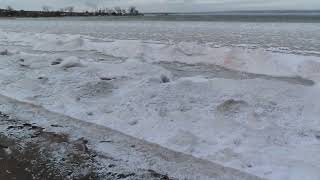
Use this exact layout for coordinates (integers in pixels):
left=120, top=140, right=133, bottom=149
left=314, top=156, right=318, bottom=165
left=0, top=20, right=320, bottom=180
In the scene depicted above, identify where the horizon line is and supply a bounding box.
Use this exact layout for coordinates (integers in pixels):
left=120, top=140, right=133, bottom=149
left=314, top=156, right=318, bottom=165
left=143, top=9, right=320, bottom=14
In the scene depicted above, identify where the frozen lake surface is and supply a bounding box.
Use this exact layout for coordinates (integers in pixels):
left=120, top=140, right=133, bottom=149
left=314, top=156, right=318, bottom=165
left=1, top=17, right=320, bottom=55
left=0, top=18, right=320, bottom=180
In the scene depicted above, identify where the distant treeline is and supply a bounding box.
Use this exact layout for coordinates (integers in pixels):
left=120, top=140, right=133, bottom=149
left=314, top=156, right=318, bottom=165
left=0, top=6, right=143, bottom=17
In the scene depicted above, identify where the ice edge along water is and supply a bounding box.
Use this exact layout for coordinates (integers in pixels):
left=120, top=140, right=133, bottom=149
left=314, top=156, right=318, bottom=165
left=0, top=30, right=320, bottom=180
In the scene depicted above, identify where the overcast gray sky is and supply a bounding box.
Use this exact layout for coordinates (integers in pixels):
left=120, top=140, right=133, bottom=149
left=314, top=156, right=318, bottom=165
left=0, top=0, right=320, bottom=12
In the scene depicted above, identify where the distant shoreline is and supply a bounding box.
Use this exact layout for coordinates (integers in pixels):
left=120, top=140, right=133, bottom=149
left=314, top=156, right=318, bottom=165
left=0, top=8, right=143, bottom=18
left=1, top=9, right=320, bottom=23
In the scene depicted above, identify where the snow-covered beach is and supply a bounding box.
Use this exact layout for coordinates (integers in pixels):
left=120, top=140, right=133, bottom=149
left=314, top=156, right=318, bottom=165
left=0, top=18, right=320, bottom=180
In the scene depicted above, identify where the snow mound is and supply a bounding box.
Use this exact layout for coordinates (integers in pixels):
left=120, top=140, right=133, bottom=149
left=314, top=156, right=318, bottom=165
left=60, top=56, right=85, bottom=69
left=1, top=31, right=320, bottom=82
left=217, top=99, right=249, bottom=114
left=0, top=49, right=10, bottom=55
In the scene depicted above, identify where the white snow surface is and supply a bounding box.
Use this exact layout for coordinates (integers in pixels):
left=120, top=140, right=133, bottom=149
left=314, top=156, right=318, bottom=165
left=1, top=30, right=320, bottom=180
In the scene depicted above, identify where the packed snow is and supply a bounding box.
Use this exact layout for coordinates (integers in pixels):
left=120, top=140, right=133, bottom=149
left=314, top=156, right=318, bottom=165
left=0, top=27, right=320, bottom=180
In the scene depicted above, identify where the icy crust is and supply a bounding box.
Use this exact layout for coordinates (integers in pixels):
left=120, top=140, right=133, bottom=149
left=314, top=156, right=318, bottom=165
left=0, top=30, right=320, bottom=180
left=1, top=30, right=320, bottom=80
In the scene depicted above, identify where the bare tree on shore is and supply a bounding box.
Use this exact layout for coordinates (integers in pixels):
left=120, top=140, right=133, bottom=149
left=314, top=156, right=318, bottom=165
left=6, top=6, right=14, bottom=11
left=105, top=8, right=114, bottom=15
left=128, top=6, right=136, bottom=14
left=128, top=6, right=139, bottom=15
left=42, top=6, right=51, bottom=12
left=65, top=6, right=74, bottom=13
left=114, top=6, right=122, bottom=15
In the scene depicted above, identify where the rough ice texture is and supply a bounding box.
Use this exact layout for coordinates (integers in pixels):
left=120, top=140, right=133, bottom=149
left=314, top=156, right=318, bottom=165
left=0, top=29, right=320, bottom=180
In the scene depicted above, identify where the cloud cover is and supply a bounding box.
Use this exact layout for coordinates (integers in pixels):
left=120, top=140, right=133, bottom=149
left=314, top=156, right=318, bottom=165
left=0, top=0, right=319, bottom=12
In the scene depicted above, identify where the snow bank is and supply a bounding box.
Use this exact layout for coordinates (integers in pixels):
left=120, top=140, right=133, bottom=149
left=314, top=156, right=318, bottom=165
left=1, top=30, right=320, bottom=180
left=1, top=31, right=320, bottom=81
